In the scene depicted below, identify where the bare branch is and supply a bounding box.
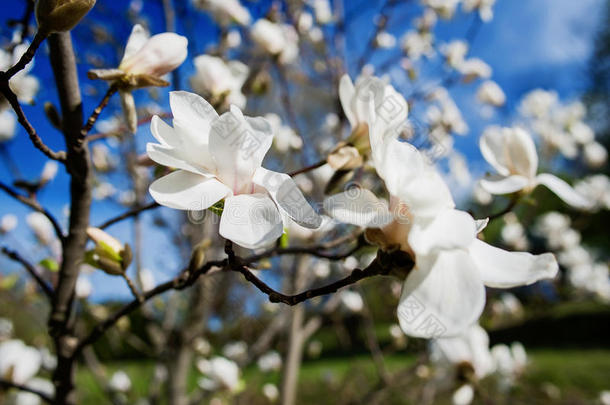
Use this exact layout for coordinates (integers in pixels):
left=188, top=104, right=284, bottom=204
left=0, top=378, right=53, bottom=404
left=1, top=246, right=54, bottom=299
left=81, top=84, right=119, bottom=139
left=97, top=201, right=160, bottom=229
left=288, top=159, right=327, bottom=177
left=4, top=31, right=47, bottom=79
left=0, top=180, right=65, bottom=241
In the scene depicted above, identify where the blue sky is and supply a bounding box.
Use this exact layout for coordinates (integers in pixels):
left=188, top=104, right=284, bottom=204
left=0, top=0, right=606, bottom=301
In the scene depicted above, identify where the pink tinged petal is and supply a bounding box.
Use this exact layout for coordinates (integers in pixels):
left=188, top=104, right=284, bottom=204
left=253, top=167, right=322, bottom=229
left=479, top=174, right=529, bottom=195
left=339, top=75, right=357, bottom=127
left=469, top=239, right=558, bottom=288
left=323, top=189, right=395, bottom=228
left=480, top=127, right=511, bottom=176
left=209, top=105, right=273, bottom=194
left=408, top=209, right=477, bottom=256
left=121, top=24, right=150, bottom=62
left=149, top=170, right=230, bottom=210
left=119, top=32, right=188, bottom=77
left=399, top=169, right=455, bottom=218
left=219, top=194, right=284, bottom=249
left=535, top=173, right=593, bottom=210
left=505, top=128, right=538, bottom=179
left=146, top=143, right=213, bottom=177
left=397, top=250, right=486, bottom=338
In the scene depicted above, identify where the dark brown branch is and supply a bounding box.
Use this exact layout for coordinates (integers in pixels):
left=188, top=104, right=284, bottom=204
left=97, top=201, right=160, bottom=229
left=288, top=159, right=326, bottom=177
left=4, top=31, right=46, bottom=79
left=75, top=258, right=227, bottom=354
left=0, top=81, right=66, bottom=162
left=0, top=180, right=65, bottom=241
left=81, top=84, right=119, bottom=139
left=0, top=378, right=53, bottom=404
left=1, top=246, right=54, bottom=299
left=487, top=196, right=520, bottom=221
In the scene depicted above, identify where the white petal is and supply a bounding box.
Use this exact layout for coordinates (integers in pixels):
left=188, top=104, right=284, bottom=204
left=122, top=24, right=150, bottom=62
left=535, top=173, right=593, bottom=209
left=374, top=137, right=423, bottom=196
left=469, top=239, right=558, bottom=288
left=475, top=218, right=489, bottom=233
left=409, top=209, right=476, bottom=256
left=209, top=106, right=273, bottom=194
left=323, top=189, right=394, bottom=228
left=150, top=115, right=180, bottom=148
left=146, top=143, right=213, bottom=177
left=170, top=91, right=218, bottom=130
left=253, top=167, right=322, bottom=229
left=220, top=194, right=284, bottom=249
left=399, top=169, right=455, bottom=218
left=397, top=250, right=486, bottom=338
left=480, top=127, right=511, bottom=176
left=506, top=128, right=538, bottom=179
left=339, top=75, right=357, bottom=127
left=149, top=170, right=230, bottom=210
left=479, top=175, right=529, bottom=195
left=120, top=33, right=188, bottom=77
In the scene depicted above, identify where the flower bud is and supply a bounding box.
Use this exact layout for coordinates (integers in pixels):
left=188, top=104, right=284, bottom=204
left=85, top=227, right=131, bottom=276
left=36, top=0, right=96, bottom=34
left=118, top=32, right=188, bottom=77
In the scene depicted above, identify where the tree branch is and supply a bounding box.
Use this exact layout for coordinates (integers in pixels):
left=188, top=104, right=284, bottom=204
left=97, top=201, right=160, bottom=229
left=81, top=83, right=119, bottom=139
left=0, top=378, right=54, bottom=404
left=288, top=159, right=326, bottom=177
left=0, top=180, right=65, bottom=241
left=1, top=246, right=54, bottom=299
left=4, top=30, right=47, bottom=79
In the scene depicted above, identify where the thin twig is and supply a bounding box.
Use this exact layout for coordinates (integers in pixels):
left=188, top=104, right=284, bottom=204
left=122, top=272, right=144, bottom=303
left=0, top=180, right=64, bottom=241
left=81, top=84, right=119, bottom=139
left=4, top=31, right=46, bottom=79
left=97, top=201, right=160, bottom=229
left=288, top=159, right=327, bottom=177
left=1, top=246, right=54, bottom=299
left=0, top=80, right=66, bottom=162
left=487, top=196, right=520, bottom=222
left=0, top=378, right=54, bottom=404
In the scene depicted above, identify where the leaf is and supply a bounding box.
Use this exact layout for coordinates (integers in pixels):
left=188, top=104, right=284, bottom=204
left=39, top=258, right=59, bottom=272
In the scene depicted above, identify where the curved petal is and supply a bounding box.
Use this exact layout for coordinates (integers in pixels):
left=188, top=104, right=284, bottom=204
left=151, top=115, right=180, bottom=148
left=479, top=174, right=529, bottom=195
left=253, top=167, right=322, bottom=229
left=323, top=189, right=395, bottom=228
left=408, top=209, right=476, bottom=256
left=146, top=143, right=213, bottom=177
left=469, top=239, right=558, bottom=288
left=149, top=170, right=230, bottom=210
left=399, top=169, right=455, bottom=218
left=535, top=173, right=593, bottom=210
left=480, top=127, right=511, bottom=176
left=397, top=250, right=486, bottom=338
left=506, top=128, right=538, bottom=179
left=339, top=75, right=357, bottom=127
left=374, top=137, right=424, bottom=196
left=122, top=24, right=150, bottom=62
left=220, top=194, right=284, bottom=249
left=170, top=91, right=218, bottom=131
left=209, top=105, right=273, bottom=194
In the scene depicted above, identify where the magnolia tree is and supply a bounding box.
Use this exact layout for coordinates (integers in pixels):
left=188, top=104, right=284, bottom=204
left=0, top=0, right=608, bottom=404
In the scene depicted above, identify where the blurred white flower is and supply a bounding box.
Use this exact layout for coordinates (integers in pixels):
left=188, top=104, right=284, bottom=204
left=423, top=0, right=460, bottom=19
left=75, top=276, right=92, bottom=299
left=574, top=175, right=610, bottom=211
left=442, top=40, right=468, bottom=68
left=257, top=351, right=282, bottom=372
left=0, top=318, right=13, bottom=340
left=197, top=356, right=240, bottom=392
left=251, top=19, right=299, bottom=64
left=313, top=0, right=333, bottom=24
left=8, top=378, right=54, bottom=405
left=109, top=371, right=132, bottom=392
left=262, top=383, right=279, bottom=402
left=339, top=290, right=364, bottom=313
left=139, top=268, right=156, bottom=292
left=519, top=89, right=558, bottom=119
left=40, top=161, right=59, bottom=184
left=0, top=339, right=42, bottom=384
left=452, top=384, right=474, bottom=405
left=0, top=44, right=40, bottom=106
left=26, top=212, right=55, bottom=245
left=222, top=341, right=248, bottom=362
left=193, top=337, right=212, bottom=356
left=192, top=0, right=251, bottom=26
left=0, top=214, right=18, bottom=234
left=298, top=12, right=314, bottom=33
left=583, top=141, right=608, bottom=168
left=0, top=110, right=17, bottom=142
left=401, top=31, right=433, bottom=60
left=457, top=58, right=492, bottom=81
left=477, top=80, right=505, bottom=107
left=265, top=113, right=303, bottom=153
left=375, top=31, right=396, bottom=49
left=225, top=30, right=242, bottom=48
left=190, top=55, right=249, bottom=109
left=462, top=0, right=496, bottom=22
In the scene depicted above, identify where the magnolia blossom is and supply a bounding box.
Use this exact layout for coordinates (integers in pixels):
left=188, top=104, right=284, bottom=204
left=519, top=89, right=558, bottom=119
left=146, top=91, right=321, bottom=249
left=197, top=357, right=240, bottom=392
left=89, top=25, right=188, bottom=132
left=339, top=290, right=364, bottom=313
left=7, top=378, right=54, bottom=405
left=0, top=339, right=42, bottom=384
left=452, top=384, right=475, bottom=405
left=0, top=110, right=17, bottom=142
left=0, top=44, right=40, bottom=106
left=375, top=31, right=397, bottom=49
left=251, top=19, right=299, bottom=64
left=109, top=371, right=131, bottom=392
left=1, top=214, right=18, bottom=234
left=479, top=126, right=592, bottom=209
left=457, top=58, right=492, bottom=81
left=75, top=276, right=93, bottom=299
left=222, top=341, right=248, bottom=362
left=190, top=55, right=249, bottom=109
left=462, top=0, right=496, bottom=22
left=583, top=141, right=608, bottom=168
left=26, top=212, right=55, bottom=245
left=313, top=0, right=333, bottom=24
left=192, top=0, right=251, bottom=26
left=262, top=383, right=280, bottom=402
left=401, top=31, right=434, bottom=60
left=442, top=40, right=468, bottom=68
left=265, top=113, right=303, bottom=152
left=257, top=350, right=282, bottom=372
left=477, top=80, right=505, bottom=107
left=423, top=0, right=461, bottom=19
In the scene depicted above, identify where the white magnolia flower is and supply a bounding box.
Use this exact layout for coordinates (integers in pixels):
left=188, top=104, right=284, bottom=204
left=375, top=31, right=396, bottom=49
left=26, top=212, right=55, bottom=245
left=401, top=31, right=434, bottom=60
left=222, top=341, right=248, bottom=362
left=8, top=378, right=54, bottom=405
left=257, top=351, right=282, bottom=372
left=326, top=127, right=558, bottom=337
left=251, top=19, right=299, bottom=64
left=0, top=110, right=17, bottom=142
left=574, top=175, right=610, bottom=211
left=423, top=0, right=461, bottom=19
left=197, top=356, right=240, bottom=392
left=146, top=91, right=321, bottom=249
left=192, top=0, right=251, bottom=26
left=265, top=113, right=303, bottom=152
left=75, top=276, right=92, bottom=299
left=190, top=55, right=249, bottom=109
left=462, top=0, right=496, bottom=22
left=457, top=58, right=492, bottom=81
left=452, top=384, right=475, bottom=405
left=139, top=268, right=156, bottom=292
left=479, top=126, right=592, bottom=209
left=313, top=0, right=333, bottom=24
left=430, top=324, right=496, bottom=379
left=583, top=141, right=608, bottom=168
left=109, top=371, right=131, bottom=392
left=0, top=43, right=40, bottom=106
left=225, top=29, right=242, bottom=48
left=1, top=214, right=18, bottom=234
left=262, top=383, right=279, bottom=402
left=298, top=12, right=314, bottom=33
left=442, top=40, right=468, bottom=68
left=477, top=80, right=505, bottom=107
left=339, top=290, right=364, bottom=313
left=40, top=161, right=58, bottom=184
left=519, top=89, right=557, bottom=119
left=427, top=88, right=468, bottom=136
left=0, top=339, right=42, bottom=384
